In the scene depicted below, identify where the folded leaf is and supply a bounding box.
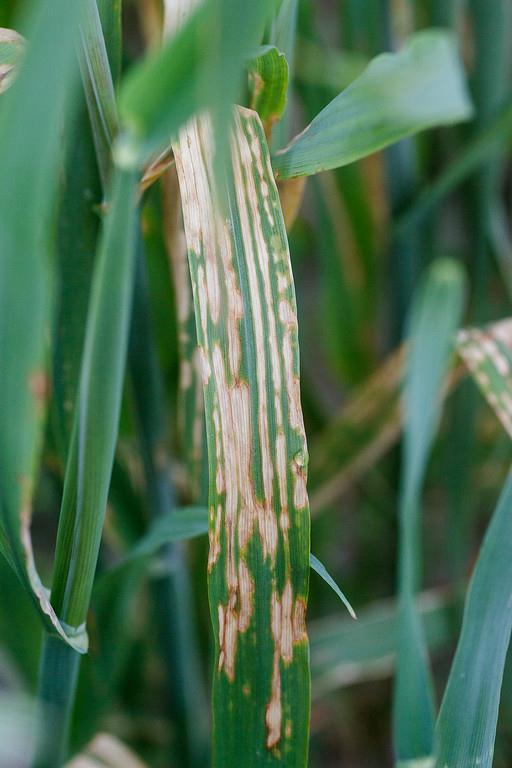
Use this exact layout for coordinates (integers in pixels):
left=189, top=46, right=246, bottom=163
left=0, top=0, right=88, bottom=651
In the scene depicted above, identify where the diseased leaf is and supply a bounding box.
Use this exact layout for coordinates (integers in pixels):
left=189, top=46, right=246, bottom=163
left=173, top=107, right=311, bottom=766
left=272, top=30, right=473, bottom=179
left=0, top=26, right=24, bottom=94
left=457, top=319, right=512, bottom=437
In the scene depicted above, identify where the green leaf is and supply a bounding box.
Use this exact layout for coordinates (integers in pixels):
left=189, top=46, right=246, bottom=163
left=0, top=0, right=87, bottom=651
left=173, top=107, right=310, bottom=766
left=394, top=259, right=466, bottom=765
left=248, top=45, right=288, bottom=136
left=117, top=0, right=276, bottom=166
left=456, top=319, right=512, bottom=438
left=0, top=26, right=24, bottom=94
left=268, top=0, right=298, bottom=148
left=310, top=554, right=356, bottom=619
left=435, top=473, right=512, bottom=768
left=79, top=0, right=119, bottom=189
left=272, top=30, right=473, bottom=179
left=114, top=507, right=209, bottom=569
left=49, top=166, right=139, bottom=639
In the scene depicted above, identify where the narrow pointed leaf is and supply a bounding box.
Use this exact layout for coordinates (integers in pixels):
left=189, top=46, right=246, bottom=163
left=394, top=259, right=466, bottom=765
left=49, top=167, right=139, bottom=637
left=435, top=474, right=512, bottom=768
left=273, top=30, right=473, bottom=179
left=310, top=554, right=356, bottom=619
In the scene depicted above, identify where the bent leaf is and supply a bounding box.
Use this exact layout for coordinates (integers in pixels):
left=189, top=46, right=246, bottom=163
left=173, top=107, right=311, bottom=766
left=0, top=0, right=88, bottom=651
left=273, top=30, right=473, bottom=179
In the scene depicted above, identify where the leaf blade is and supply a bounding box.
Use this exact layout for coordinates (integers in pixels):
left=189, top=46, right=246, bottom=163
left=273, top=30, right=473, bottom=179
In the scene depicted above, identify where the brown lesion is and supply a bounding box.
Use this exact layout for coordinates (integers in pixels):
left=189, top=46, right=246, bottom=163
left=266, top=583, right=307, bottom=749
left=217, top=558, right=255, bottom=681
left=29, top=369, right=49, bottom=407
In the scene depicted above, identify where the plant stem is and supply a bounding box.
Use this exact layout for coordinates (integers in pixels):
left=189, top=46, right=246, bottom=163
left=33, top=634, right=81, bottom=768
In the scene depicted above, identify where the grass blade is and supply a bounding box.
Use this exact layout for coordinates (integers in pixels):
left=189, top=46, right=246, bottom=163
left=173, top=107, right=311, bottom=765
left=0, top=0, right=86, bottom=648
left=394, top=259, right=466, bottom=765
left=79, top=0, right=119, bottom=189
left=310, top=554, right=356, bottom=619
left=273, top=30, right=472, bottom=179
left=435, top=474, right=512, bottom=768
left=50, top=166, right=139, bottom=633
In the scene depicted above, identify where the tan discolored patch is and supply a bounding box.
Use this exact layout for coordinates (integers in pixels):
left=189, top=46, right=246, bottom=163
left=266, top=582, right=307, bottom=748
left=29, top=370, right=49, bottom=406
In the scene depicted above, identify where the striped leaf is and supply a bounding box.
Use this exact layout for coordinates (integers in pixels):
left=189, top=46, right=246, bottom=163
left=272, top=30, right=473, bottom=179
left=457, top=319, right=512, bottom=437
left=173, top=108, right=311, bottom=766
